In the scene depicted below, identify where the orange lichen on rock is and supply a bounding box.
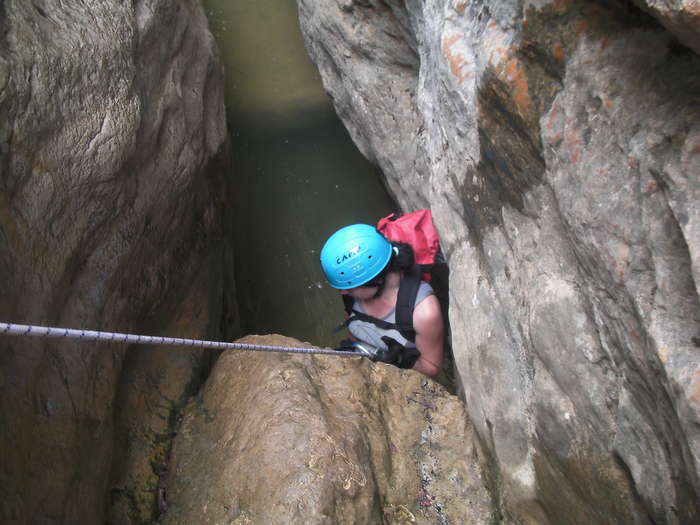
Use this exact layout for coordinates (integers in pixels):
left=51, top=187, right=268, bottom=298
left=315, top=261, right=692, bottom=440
left=689, top=369, right=700, bottom=410
left=553, top=43, right=565, bottom=62
left=564, top=122, right=584, bottom=163
left=454, top=1, right=467, bottom=15
left=690, top=136, right=700, bottom=155
left=506, top=57, right=532, bottom=119
left=442, top=33, right=472, bottom=83
left=542, top=102, right=564, bottom=144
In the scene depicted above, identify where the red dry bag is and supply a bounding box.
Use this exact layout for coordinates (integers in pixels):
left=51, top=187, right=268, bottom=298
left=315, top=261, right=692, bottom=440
left=377, top=209, right=441, bottom=279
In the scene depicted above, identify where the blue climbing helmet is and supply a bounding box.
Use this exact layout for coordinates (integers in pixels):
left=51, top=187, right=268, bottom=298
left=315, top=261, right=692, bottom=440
left=320, top=224, right=393, bottom=289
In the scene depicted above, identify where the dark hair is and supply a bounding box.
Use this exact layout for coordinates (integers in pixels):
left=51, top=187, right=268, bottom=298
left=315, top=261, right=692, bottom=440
left=387, top=242, right=415, bottom=272
left=360, top=242, right=414, bottom=289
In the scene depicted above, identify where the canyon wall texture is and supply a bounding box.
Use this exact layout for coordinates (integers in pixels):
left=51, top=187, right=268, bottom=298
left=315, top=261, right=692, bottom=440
left=297, top=0, right=700, bottom=523
left=0, top=1, right=228, bottom=523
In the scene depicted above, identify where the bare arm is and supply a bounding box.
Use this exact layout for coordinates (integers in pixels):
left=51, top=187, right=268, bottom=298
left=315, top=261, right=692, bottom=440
left=412, top=295, right=444, bottom=377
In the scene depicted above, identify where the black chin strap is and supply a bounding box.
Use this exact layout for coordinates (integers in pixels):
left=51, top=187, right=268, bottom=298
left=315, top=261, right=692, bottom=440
left=370, top=246, right=399, bottom=298
left=371, top=276, right=387, bottom=298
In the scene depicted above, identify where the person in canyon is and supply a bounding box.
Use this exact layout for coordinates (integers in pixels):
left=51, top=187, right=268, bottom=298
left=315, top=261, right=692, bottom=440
left=320, top=224, right=444, bottom=377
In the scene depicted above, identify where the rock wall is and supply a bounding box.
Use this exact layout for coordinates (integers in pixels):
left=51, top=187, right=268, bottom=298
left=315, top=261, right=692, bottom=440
left=0, top=1, right=228, bottom=523
left=160, top=335, right=494, bottom=525
left=297, top=0, right=700, bottom=522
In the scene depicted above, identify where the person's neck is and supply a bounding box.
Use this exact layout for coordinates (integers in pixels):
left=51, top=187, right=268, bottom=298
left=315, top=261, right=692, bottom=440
left=383, top=271, right=401, bottom=292
left=366, top=271, right=401, bottom=304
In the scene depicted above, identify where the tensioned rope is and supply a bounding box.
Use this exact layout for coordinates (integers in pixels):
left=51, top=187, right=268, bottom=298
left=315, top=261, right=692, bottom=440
left=0, top=322, right=365, bottom=358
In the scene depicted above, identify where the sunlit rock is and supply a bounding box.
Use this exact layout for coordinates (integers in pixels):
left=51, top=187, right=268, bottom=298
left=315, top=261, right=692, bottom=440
left=160, top=334, right=494, bottom=525
left=298, top=0, right=700, bottom=522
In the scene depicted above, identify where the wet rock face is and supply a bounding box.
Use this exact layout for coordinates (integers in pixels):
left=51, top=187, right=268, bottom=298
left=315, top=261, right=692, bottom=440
left=160, top=335, right=494, bottom=525
left=298, top=0, right=700, bottom=522
left=0, top=1, right=227, bottom=523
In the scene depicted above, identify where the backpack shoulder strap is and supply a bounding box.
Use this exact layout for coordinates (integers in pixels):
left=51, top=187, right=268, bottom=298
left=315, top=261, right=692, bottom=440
left=341, top=294, right=354, bottom=316
left=395, top=265, right=421, bottom=343
left=334, top=294, right=357, bottom=333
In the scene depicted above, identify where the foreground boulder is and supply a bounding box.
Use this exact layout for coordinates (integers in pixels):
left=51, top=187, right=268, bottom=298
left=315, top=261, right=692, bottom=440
left=160, top=335, right=493, bottom=525
left=298, top=0, right=700, bottom=522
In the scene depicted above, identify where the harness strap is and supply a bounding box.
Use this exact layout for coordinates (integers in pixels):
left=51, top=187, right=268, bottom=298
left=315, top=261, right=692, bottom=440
left=342, top=294, right=354, bottom=316
left=334, top=310, right=414, bottom=335
left=394, top=266, right=421, bottom=342
left=336, top=266, right=423, bottom=343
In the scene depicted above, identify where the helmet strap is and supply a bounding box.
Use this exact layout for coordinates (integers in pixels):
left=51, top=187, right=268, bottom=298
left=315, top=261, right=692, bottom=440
left=362, top=246, right=396, bottom=298
left=372, top=276, right=387, bottom=299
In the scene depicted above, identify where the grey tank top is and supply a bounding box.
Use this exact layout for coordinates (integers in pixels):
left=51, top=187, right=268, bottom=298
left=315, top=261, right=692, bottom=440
left=348, top=281, right=434, bottom=350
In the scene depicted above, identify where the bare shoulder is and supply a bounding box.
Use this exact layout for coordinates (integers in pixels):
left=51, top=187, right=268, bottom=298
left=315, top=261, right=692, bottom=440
left=412, top=294, right=444, bottom=377
left=412, top=294, right=443, bottom=330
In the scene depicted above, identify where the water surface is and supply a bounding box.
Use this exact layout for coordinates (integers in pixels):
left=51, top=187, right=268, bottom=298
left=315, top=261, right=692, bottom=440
left=204, top=0, right=397, bottom=346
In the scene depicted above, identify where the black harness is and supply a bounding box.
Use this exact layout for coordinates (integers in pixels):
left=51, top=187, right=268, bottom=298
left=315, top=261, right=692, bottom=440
left=336, top=265, right=424, bottom=343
